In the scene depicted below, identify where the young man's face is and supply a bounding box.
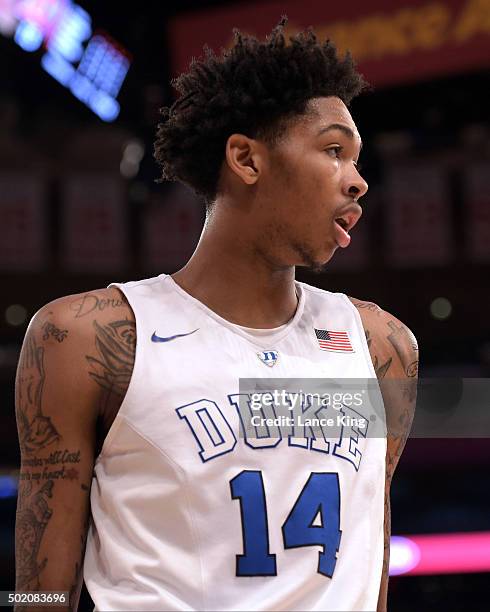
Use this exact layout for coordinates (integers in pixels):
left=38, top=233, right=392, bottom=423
left=255, top=96, right=367, bottom=271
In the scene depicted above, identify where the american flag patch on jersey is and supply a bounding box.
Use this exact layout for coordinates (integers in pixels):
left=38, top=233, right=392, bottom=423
left=314, top=328, right=354, bottom=353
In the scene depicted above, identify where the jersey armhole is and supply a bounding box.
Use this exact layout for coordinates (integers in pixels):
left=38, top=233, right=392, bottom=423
left=340, top=293, right=379, bottom=380
left=95, top=282, right=140, bottom=460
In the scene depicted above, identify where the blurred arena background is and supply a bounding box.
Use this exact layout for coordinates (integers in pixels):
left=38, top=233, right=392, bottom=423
left=1, top=0, right=489, bottom=610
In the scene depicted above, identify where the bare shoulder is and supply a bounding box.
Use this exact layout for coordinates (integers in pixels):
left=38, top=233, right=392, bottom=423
left=20, top=286, right=136, bottom=446
left=36, top=286, right=135, bottom=328
left=27, top=286, right=135, bottom=389
left=30, top=286, right=135, bottom=346
left=348, top=296, right=418, bottom=380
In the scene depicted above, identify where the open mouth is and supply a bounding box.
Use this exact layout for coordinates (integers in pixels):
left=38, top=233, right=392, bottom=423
left=333, top=217, right=352, bottom=248
left=335, top=218, right=349, bottom=232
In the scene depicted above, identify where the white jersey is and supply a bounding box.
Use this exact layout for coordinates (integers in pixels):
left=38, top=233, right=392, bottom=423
left=84, top=274, right=386, bottom=611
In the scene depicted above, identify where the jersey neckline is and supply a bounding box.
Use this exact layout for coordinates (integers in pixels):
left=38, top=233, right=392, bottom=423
left=161, top=274, right=306, bottom=349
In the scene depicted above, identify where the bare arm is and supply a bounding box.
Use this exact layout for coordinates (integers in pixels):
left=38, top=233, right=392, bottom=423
left=14, top=288, right=135, bottom=611
left=350, top=298, right=419, bottom=612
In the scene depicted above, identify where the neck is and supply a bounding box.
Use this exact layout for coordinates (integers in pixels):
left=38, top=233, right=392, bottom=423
left=172, top=204, right=298, bottom=328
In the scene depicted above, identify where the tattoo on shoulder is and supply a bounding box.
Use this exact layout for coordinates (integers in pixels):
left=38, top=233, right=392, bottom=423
left=41, top=321, right=68, bottom=343
left=352, top=298, right=382, bottom=315
left=16, top=337, right=60, bottom=455
left=387, top=320, right=419, bottom=374
left=70, top=292, right=128, bottom=319
left=86, top=319, right=136, bottom=397
left=365, top=329, right=393, bottom=379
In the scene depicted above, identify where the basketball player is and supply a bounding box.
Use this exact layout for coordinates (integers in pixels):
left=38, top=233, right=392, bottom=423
left=15, top=20, right=418, bottom=611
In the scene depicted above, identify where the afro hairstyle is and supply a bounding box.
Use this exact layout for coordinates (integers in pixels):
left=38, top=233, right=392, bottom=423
left=154, top=17, right=367, bottom=204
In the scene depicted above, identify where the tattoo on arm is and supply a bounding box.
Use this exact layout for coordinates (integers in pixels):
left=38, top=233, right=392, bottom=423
left=41, top=321, right=68, bottom=343
left=16, top=465, right=87, bottom=600
left=387, top=320, right=419, bottom=369
left=373, top=355, right=393, bottom=379
left=16, top=329, right=90, bottom=603
left=364, top=329, right=393, bottom=379
left=363, top=314, right=418, bottom=611
left=16, top=337, right=60, bottom=454
left=16, top=480, right=54, bottom=590
left=354, top=300, right=382, bottom=314
left=70, top=294, right=127, bottom=318
left=386, top=320, right=419, bottom=400
left=20, top=448, right=81, bottom=484
left=386, top=320, right=408, bottom=365
left=406, top=360, right=419, bottom=377
left=86, top=319, right=136, bottom=397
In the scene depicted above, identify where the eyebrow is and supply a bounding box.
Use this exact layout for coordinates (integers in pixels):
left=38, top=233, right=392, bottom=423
left=317, top=123, right=363, bottom=151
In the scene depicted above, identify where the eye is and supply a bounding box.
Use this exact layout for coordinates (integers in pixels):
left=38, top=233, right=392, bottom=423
left=353, top=160, right=363, bottom=172
left=325, top=146, right=342, bottom=159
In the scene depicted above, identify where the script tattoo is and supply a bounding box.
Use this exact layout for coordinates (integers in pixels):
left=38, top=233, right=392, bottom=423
left=16, top=480, right=54, bottom=590
left=352, top=299, right=382, bottom=315
left=87, top=319, right=136, bottom=397
left=20, top=448, right=81, bottom=484
left=16, top=337, right=60, bottom=454
left=70, top=293, right=126, bottom=318
left=41, top=321, right=68, bottom=343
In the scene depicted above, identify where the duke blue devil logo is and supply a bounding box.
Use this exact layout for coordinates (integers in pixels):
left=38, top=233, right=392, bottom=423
left=257, top=350, right=279, bottom=367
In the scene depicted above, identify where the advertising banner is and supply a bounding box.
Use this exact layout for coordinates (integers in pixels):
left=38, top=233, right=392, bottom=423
left=168, top=0, right=490, bottom=87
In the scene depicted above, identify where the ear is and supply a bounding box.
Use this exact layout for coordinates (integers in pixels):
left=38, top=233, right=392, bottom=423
left=225, top=134, right=263, bottom=186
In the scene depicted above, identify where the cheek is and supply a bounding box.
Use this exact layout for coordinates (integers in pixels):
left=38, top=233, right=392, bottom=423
left=315, top=160, right=339, bottom=188
left=265, top=154, right=339, bottom=223
left=300, top=158, right=340, bottom=203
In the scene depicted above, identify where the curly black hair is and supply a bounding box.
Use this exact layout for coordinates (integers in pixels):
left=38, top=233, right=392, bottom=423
left=154, top=17, right=367, bottom=204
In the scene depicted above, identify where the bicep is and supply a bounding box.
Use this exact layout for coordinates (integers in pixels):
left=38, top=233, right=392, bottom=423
left=382, top=321, right=418, bottom=474
left=353, top=301, right=419, bottom=473
left=15, top=305, right=98, bottom=605
left=374, top=315, right=419, bottom=475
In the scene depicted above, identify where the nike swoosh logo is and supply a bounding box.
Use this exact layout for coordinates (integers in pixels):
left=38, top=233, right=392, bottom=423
left=151, top=329, right=199, bottom=343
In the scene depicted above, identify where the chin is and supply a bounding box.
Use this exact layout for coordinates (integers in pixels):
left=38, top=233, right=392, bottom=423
left=296, top=243, right=337, bottom=273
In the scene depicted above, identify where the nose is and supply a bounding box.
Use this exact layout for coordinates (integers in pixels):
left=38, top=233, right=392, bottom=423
left=344, top=169, right=368, bottom=201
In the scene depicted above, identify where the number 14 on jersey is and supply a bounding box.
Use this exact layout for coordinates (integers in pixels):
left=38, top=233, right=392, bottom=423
left=230, top=471, right=342, bottom=577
